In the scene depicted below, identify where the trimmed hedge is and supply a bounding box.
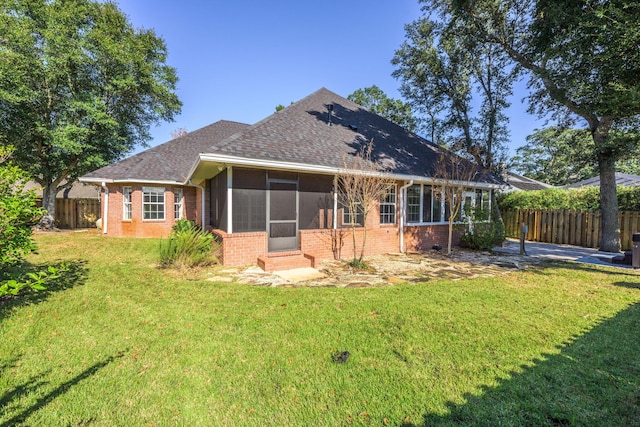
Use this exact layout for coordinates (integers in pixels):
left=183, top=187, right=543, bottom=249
left=497, top=186, right=640, bottom=211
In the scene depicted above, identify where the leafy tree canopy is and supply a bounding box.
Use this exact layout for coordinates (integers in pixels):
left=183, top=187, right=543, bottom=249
left=347, top=85, right=417, bottom=132
left=0, top=0, right=182, bottom=228
left=392, top=10, right=516, bottom=173
left=511, top=127, right=640, bottom=186
left=426, top=0, right=640, bottom=251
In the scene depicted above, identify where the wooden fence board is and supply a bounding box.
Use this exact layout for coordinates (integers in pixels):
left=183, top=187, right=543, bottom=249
left=502, top=208, right=640, bottom=251
left=54, top=198, right=100, bottom=229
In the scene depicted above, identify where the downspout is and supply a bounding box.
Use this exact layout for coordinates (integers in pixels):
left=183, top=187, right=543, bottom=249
left=398, top=180, right=413, bottom=253
left=101, top=182, right=108, bottom=235
left=188, top=180, right=206, bottom=232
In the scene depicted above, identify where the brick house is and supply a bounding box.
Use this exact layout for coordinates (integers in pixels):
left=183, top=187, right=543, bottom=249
left=80, top=88, right=503, bottom=271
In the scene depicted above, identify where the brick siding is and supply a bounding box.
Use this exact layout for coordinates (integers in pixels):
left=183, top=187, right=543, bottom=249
left=101, top=184, right=198, bottom=238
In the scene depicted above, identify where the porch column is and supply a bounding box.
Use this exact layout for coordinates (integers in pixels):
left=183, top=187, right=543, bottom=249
left=227, top=166, right=233, bottom=234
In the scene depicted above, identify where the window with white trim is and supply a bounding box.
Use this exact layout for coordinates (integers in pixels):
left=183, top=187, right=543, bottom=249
left=122, top=187, right=132, bottom=220
left=406, top=184, right=446, bottom=224
left=406, top=185, right=421, bottom=223
left=142, top=186, right=165, bottom=220
left=342, top=202, right=363, bottom=226
left=379, top=185, right=397, bottom=224
left=174, top=188, right=183, bottom=220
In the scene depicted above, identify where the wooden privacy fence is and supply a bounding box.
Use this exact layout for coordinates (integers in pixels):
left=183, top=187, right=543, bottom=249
left=39, top=198, right=100, bottom=229
left=502, top=209, right=640, bottom=251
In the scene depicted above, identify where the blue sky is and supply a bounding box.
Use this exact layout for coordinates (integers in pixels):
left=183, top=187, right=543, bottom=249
left=116, top=0, right=543, bottom=157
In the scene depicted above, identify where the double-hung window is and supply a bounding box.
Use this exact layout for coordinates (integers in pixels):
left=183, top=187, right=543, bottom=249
left=406, top=184, right=446, bottom=224
left=174, top=188, right=183, bottom=220
left=342, top=202, right=364, bottom=226
left=379, top=185, right=397, bottom=224
left=122, top=187, right=132, bottom=220
left=142, top=186, right=165, bottom=220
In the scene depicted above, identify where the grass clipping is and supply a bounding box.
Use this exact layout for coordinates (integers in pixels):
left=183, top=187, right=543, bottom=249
left=159, top=220, right=220, bottom=270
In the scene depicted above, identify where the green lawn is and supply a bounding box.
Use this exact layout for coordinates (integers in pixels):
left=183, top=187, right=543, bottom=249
left=1, top=233, right=639, bottom=426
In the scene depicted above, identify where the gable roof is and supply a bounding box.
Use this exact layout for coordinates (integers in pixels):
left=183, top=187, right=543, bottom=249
left=504, top=172, right=554, bottom=191
left=194, top=88, right=502, bottom=186
left=565, top=172, right=640, bottom=188
left=81, top=120, right=249, bottom=184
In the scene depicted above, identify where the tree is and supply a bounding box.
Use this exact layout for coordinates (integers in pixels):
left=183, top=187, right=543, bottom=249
left=512, top=127, right=640, bottom=186
left=511, top=127, right=596, bottom=185
left=347, top=85, right=417, bottom=132
left=0, top=0, right=182, bottom=229
left=0, top=146, right=42, bottom=274
left=171, top=127, right=188, bottom=139
left=433, top=0, right=640, bottom=251
left=392, top=13, right=516, bottom=173
left=433, top=153, right=478, bottom=255
left=335, top=141, right=396, bottom=266
left=0, top=145, right=60, bottom=297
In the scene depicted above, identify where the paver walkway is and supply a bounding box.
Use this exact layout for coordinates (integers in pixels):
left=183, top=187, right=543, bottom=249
left=493, top=238, right=632, bottom=268
left=204, top=239, right=638, bottom=287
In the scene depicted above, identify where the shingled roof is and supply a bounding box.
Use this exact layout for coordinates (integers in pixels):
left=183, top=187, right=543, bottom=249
left=82, top=88, right=503, bottom=186
left=197, top=88, right=502, bottom=185
left=504, top=172, right=554, bottom=191
left=565, top=172, right=640, bottom=188
left=81, top=120, right=249, bottom=183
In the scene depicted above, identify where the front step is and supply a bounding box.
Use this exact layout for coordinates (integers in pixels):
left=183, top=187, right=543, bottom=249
left=257, top=250, right=314, bottom=272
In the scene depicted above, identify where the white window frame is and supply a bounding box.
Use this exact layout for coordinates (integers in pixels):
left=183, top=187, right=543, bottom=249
left=174, top=188, right=183, bottom=220
left=122, top=186, right=132, bottom=220
left=342, top=201, right=363, bottom=226
left=404, top=184, right=448, bottom=225
left=142, top=186, right=165, bottom=220
left=379, top=185, right=397, bottom=224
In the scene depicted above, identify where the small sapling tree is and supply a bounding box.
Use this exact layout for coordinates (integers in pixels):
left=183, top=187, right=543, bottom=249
left=434, top=153, right=478, bottom=255
left=335, top=141, right=396, bottom=267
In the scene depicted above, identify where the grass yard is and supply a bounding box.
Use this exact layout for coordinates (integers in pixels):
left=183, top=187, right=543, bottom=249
left=1, top=232, right=640, bottom=426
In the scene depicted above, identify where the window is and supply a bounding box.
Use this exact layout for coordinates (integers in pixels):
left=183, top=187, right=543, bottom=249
left=122, top=187, right=132, bottom=220
left=174, top=188, right=183, bottom=220
left=475, top=189, right=491, bottom=218
left=379, top=185, right=397, bottom=224
left=405, top=184, right=446, bottom=224
left=342, top=202, right=363, bottom=226
left=407, top=185, right=421, bottom=223
left=142, top=186, right=165, bottom=220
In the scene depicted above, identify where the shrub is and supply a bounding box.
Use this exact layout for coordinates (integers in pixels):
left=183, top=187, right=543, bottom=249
left=0, top=147, right=63, bottom=298
left=159, top=221, right=219, bottom=269
left=497, top=186, right=640, bottom=211
left=460, top=221, right=506, bottom=250
left=0, top=151, right=43, bottom=275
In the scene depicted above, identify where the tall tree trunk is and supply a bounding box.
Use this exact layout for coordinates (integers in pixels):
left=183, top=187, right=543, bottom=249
left=40, top=183, right=57, bottom=230
left=598, top=155, right=621, bottom=252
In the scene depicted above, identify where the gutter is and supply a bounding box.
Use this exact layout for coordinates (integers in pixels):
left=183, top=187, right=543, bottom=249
left=188, top=180, right=206, bottom=232
left=101, top=182, right=108, bottom=234
left=398, top=180, right=414, bottom=253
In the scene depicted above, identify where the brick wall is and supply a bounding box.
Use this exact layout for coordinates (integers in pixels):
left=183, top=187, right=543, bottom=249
left=300, top=225, right=400, bottom=261
left=403, top=224, right=461, bottom=252
left=212, top=229, right=268, bottom=266
left=102, top=184, right=198, bottom=238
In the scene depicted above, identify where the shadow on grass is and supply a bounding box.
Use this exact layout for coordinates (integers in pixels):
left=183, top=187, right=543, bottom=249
left=0, top=351, right=125, bottom=427
left=405, top=302, right=640, bottom=426
left=0, top=260, right=88, bottom=319
left=528, top=259, right=640, bottom=278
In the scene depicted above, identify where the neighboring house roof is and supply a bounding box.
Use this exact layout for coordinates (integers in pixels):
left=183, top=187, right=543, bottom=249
left=24, top=181, right=101, bottom=199
left=503, top=172, right=554, bottom=191
left=81, top=120, right=250, bottom=184
left=565, top=172, right=640, bottom=188
left=81, top=88, right=504, bottom=187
